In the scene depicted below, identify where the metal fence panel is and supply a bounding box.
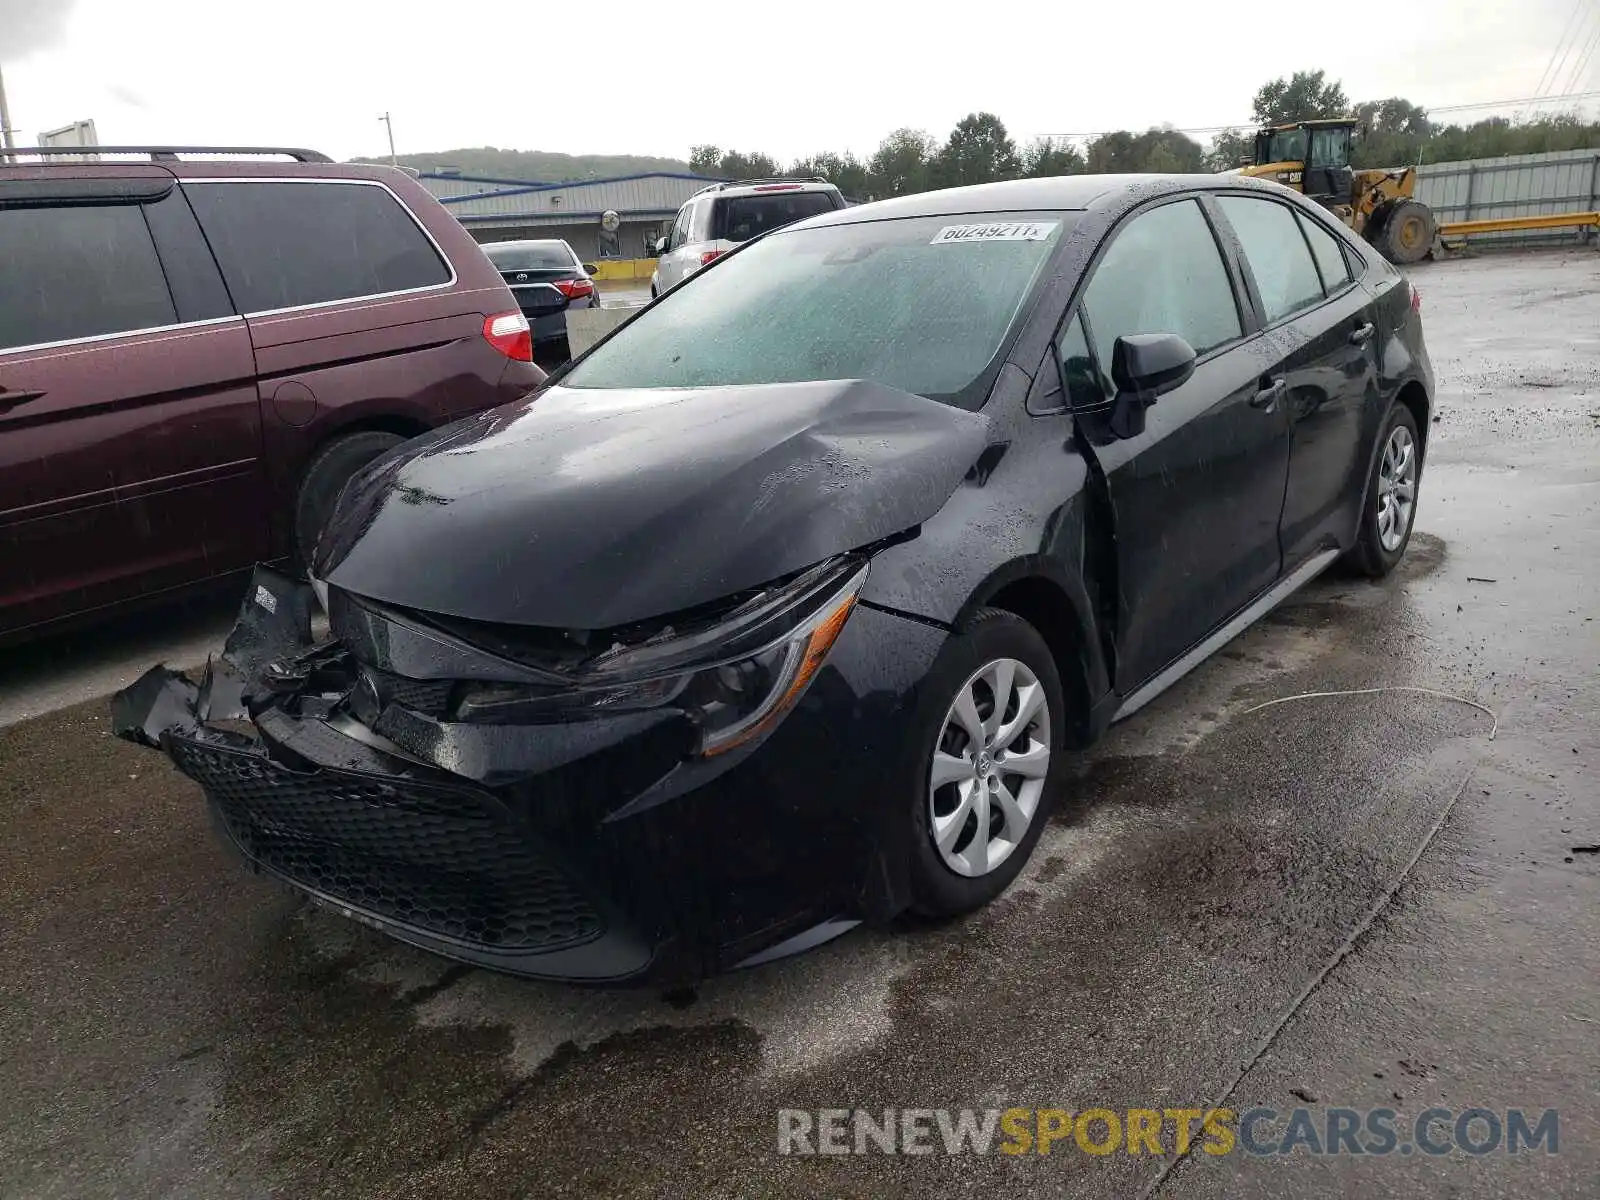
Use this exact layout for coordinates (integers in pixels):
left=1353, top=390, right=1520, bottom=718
left=1416, top=148, right=1600, bottom=247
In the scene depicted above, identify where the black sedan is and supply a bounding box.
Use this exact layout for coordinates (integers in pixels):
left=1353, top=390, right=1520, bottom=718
left=481, top=238, right=599, bottom=360
left=115, top=174, right=1433, bottom=984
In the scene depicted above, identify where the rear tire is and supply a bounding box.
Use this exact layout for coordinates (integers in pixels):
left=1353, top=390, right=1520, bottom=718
left=907, top=609, right=1066, bottom=917
left=1375, top=200, right=1435, bottom=265
left=293, top=431, right=406, bottom=569
left=1345, top=403, right=1422, bottom=578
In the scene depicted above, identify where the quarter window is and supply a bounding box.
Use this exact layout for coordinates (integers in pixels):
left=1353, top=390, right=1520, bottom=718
left=1056, top=311, right=1105, bottom=410
left=1298, top=212, right=1353, bottom=292
left=669, top=204, right=691, bottom=250
left=1217, top=196, right=1325, bottom=323
left=1081, top=199, right=1242, bottom=378
left=185, top=181, right=450, bottom=313
left=0, top=203, right=178, bottom=351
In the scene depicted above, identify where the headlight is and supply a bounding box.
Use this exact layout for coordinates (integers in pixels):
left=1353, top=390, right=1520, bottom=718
left=454, top=559, right=867, bottom=756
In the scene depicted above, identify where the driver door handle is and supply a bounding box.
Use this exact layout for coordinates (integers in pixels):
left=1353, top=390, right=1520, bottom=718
left=1348, top=322, right=1375, bottom=346
left=1251, top=377, right=1287, bottom=411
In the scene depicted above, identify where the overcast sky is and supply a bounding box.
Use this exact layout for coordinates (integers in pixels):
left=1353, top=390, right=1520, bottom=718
left=3, top=0, right=1597, bottom=164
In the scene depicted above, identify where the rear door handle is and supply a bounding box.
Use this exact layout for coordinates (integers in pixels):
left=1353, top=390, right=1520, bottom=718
left=0, top=387, right=47, bottom=414
left=1348, top=322, right=1375, bottom=346
left=1251, top=378, right=1287, bottom=411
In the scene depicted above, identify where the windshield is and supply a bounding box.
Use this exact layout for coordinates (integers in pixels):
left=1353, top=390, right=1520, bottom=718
left=564, top=212, right=1069, bottom=405
left=484, top=242, right=577, bottom=271
left=1262, top=128, right=1308, bottom=164
left=1309, top=127, right=1351, bottom=168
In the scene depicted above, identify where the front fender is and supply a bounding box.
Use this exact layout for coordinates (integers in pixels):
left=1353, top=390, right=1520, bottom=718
left=860, top=419, right=1112, bottom=735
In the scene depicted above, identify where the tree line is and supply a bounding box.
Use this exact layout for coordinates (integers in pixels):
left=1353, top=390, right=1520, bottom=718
left=691, top=71, right=1600, bottom=199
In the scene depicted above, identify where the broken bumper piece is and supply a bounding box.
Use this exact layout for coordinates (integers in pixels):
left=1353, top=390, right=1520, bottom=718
left=112, top=567, right=950, bottom=984
left=112, top=567, right=661, bottom=982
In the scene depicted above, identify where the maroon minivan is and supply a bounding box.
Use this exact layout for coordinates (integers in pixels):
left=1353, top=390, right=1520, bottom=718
left=0, top=146, right=545, bottom=645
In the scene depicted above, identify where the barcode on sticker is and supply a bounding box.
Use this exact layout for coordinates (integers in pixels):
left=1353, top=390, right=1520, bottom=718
left=254, top=585, right=278, bottom=614
left=931, top=221, right=1058, bottom=244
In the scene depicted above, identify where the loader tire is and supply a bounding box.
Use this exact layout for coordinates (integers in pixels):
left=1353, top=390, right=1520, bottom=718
left=1375, top=200, right=1436, bottom=265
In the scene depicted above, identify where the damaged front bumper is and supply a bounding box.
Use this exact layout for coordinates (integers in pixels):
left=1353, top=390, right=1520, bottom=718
left=113, top=567, right=948, bottom=984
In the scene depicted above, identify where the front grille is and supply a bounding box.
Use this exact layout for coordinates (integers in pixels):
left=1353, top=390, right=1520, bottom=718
left=167, top=734, right=602, bottom=952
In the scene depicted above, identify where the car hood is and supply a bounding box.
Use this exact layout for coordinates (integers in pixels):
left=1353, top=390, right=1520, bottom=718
left=316, top=379, right=990, bottom=630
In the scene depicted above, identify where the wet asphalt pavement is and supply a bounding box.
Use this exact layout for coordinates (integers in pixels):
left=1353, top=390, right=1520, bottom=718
left=2, top=250, right=1596, bottom=1199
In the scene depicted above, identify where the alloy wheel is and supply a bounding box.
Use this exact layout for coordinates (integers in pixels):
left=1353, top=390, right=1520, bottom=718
left=928, top=657, right=1053, bottom=878
left=1376, top=424, right=1418, bottom=552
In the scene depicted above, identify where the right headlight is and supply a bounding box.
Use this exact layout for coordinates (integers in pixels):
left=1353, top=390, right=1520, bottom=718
left=453, top=558, right=868, bottom=757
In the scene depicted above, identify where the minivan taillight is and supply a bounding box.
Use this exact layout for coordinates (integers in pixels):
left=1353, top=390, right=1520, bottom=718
left=553, top=277, right=594, bottom=299
left=483, top=311, right=533, bottom=361
left=1409, top=282, right=1423, bottom=313
left=700, top=250, right=724, bottom=266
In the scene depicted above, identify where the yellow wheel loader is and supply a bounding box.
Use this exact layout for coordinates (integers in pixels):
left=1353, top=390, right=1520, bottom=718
left=1239, top=119, right=1436, bottom=264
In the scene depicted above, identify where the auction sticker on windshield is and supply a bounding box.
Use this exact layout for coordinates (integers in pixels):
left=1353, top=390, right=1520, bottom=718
left=931, top=221, right=1059, bottom=244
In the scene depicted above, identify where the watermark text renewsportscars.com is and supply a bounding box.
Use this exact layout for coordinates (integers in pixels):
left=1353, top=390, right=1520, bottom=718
left=777, top=1106, right=1560, bottom=1157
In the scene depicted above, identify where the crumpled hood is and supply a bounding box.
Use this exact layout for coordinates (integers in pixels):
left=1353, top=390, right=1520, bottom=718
left=317, top=379, right=990, bottom=629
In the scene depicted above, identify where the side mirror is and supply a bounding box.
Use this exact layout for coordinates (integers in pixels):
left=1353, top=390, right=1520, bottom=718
left=1108, top=333, right=1195, bottom=439
left=581, top=263, right=599, bottom=275
left=652, top=237, right=669, bottom=256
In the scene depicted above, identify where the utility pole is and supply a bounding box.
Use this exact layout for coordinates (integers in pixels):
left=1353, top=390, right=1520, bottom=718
left=379, top=112, right=396, bottom=167
left=0, top=63, right=17, bottom=164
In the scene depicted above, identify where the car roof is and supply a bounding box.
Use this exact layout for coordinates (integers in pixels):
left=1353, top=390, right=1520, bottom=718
left=693, top=178, right=841, bottom=199
left=0, top=155, right=405, bottom=183
left=796, top=173, right=1292, bottom=227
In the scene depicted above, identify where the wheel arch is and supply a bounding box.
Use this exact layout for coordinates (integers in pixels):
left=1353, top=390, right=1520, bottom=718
left=1351, top=382, right=1431, bottom=552
left=1395, top=378, right=1431, bottom=460
left=952, top=563, right=1108, bottom=748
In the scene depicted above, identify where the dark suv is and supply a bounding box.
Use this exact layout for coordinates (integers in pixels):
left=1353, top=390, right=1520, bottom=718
left=0, top=146, right=544, bottom=645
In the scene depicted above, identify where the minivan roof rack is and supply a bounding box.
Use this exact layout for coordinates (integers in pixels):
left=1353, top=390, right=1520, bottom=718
left=692, top=176, right=833, bottom=195
left=2, top=145, right=333, bottom=163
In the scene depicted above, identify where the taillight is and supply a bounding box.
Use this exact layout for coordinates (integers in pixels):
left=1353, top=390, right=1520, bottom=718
left=553, top=277, right=594, bottom=299
left=1409, top=282, right=1423, bottom=313
left=700, top=249, right=723, bottom=266
left=483, top=311, right=533, bottom=362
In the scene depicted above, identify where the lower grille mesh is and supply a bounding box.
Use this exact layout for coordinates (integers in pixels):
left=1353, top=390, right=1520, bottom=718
left=167, top=734, right=602, bottom=951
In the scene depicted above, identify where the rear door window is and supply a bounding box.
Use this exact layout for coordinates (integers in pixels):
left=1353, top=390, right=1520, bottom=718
left=1216, top=195, right=1325, bottom=323
left=713, top=191, right=840, bottom=243
left=185, top=180, right=450, bottom=314
left=1080, top=198, right=1242, bottom=371
left=1297, top=213, right=1353, bottom=292
left=0, top=203, right=178, bottom=351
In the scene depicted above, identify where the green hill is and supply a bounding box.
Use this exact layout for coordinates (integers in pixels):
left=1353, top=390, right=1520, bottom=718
left=351, top=147, right=693, bottom=182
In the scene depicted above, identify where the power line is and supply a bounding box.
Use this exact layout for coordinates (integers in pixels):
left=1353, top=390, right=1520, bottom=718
left=1532, top=0, right=1588, bottom=100
left=1559, top=14, right=1600, bottom=95
left=1432, top=86, right=1600, bottom=112
left=1030, top=87, right=1600, bottom=143
left=1549, top=5, right=1600, bottom=97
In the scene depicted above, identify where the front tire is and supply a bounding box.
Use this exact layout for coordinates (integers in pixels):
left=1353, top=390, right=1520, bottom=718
left=294, top=430, right=406, bottom=569
left=908, top=609, right=1066, bottom=917
left=1375, top=200, right=1435, bottom=265
left=1346, top=404, right=1422, bottom=578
